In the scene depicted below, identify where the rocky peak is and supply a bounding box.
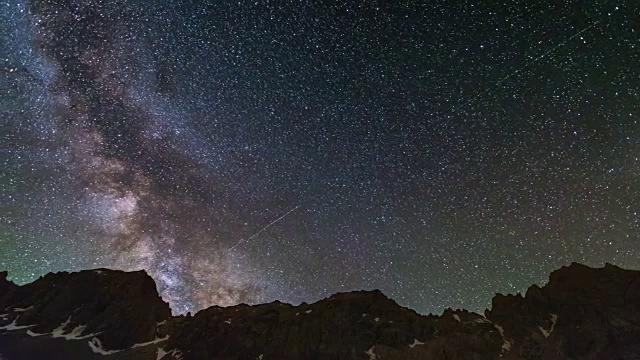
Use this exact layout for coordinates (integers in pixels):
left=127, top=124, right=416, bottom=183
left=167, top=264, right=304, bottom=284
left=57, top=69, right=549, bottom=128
left=1, top=268, right=171, bottom=351
left=485, top=263, right=640, bottom=359
left=1, top=263, right=638, bottom=360
left=0, top=271, right=15, bottom=294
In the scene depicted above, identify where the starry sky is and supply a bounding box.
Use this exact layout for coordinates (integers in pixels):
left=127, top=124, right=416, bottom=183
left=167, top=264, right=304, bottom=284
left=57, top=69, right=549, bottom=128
left=2, top=0, right=639, bottom=315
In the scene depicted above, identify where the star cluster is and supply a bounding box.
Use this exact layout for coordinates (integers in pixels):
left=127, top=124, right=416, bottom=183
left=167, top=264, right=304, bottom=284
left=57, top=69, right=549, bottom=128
left=2, top=0, right=639, bottom=315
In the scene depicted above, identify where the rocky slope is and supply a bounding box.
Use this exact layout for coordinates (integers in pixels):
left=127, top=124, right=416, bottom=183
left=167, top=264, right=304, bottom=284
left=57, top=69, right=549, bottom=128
left=0, top=263, right=638, bottom=359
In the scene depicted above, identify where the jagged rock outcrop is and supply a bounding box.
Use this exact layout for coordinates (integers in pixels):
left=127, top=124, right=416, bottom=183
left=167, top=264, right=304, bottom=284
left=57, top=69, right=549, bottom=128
left=485, top=263, right=640, bottom=359
left=161, top=290, right=502, bottom=359
left=0, top=263, right=638, bottom=359
left=0, top=272, right=17, bottom=304
left=0, top=268, right=171, bottom=357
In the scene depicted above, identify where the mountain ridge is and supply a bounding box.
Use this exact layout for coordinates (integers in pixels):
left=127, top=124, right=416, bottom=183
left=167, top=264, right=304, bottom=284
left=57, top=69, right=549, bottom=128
left=1, top=262, right=639, bottom=359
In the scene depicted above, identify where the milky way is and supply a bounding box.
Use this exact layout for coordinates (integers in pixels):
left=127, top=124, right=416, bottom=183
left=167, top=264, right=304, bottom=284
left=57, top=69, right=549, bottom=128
left=3, top=0, right=639, bottom=315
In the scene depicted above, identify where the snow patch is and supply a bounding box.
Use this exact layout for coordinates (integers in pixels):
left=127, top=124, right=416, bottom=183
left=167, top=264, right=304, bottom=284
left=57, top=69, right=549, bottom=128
left=51, top=318, right=97, bottom=340
left=168, top=349, right=184, bottom=360
left=453, top=314, right=461, bottom=322
left=305, top=310, right=312, bottom=314
left=0, top=317, right=35, bottom=331
left=0, top=315, right=94, bottom=340
left=362, top=313, right=368, bottom=317
left=224, top=319, right=232, bottom=324
left=51, top=317, right=72, bottom=337
left=14, top=306, right=33, bottom=312
left=133, top=335, right=169, bottom=348
left=156, top=348, right=183, bottom=360
left=156, top=348, right=168, bottom=360
left=374, top=317, right=379, bottom=322
left=365, top=346, right=378, bottom=359
left=409, top=338, right=425, bottom=348
left=257, top=355, right=264, bottom=360
left=494, top=324, right=511, bottom=352
left=475, top=317, right=491, bottom=324
left=88, top=337, right=122, bottom=355
left=157, top=320, right=167, bottom=326
left=27, top=330, right=46, bottom=337
left=538, top=313, right=558, bottom=338
left=66, top=325, right=94, bottom=340
left=156, top=348, right=185, bottom=360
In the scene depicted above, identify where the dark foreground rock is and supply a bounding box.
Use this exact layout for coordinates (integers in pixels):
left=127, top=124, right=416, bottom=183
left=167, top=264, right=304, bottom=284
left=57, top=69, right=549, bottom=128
left=0, top=263, right=638, bottom=359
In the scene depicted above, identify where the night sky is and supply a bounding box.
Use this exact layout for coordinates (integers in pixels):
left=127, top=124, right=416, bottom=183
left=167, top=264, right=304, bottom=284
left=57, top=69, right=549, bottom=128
left=2, top=0, right=639, bottom=315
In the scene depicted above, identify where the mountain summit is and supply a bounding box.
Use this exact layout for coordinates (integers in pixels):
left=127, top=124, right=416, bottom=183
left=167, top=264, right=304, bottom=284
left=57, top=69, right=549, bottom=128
left=1, top=263, right=638, bottom=359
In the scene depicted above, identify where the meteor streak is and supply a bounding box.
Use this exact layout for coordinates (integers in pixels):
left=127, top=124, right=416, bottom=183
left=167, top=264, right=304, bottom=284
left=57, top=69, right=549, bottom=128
left=495, top=19, right=603, bottom=86
left=229, top=205, right=301, bottom=250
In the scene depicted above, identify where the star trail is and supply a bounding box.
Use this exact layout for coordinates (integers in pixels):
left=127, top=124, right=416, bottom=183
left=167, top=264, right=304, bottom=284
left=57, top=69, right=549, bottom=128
left=2, top=0, right=639, bottom=315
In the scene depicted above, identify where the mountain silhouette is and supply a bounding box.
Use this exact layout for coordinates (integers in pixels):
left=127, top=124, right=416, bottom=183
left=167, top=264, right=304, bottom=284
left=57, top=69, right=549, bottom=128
left=1, top=263, right=638, bottom=359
